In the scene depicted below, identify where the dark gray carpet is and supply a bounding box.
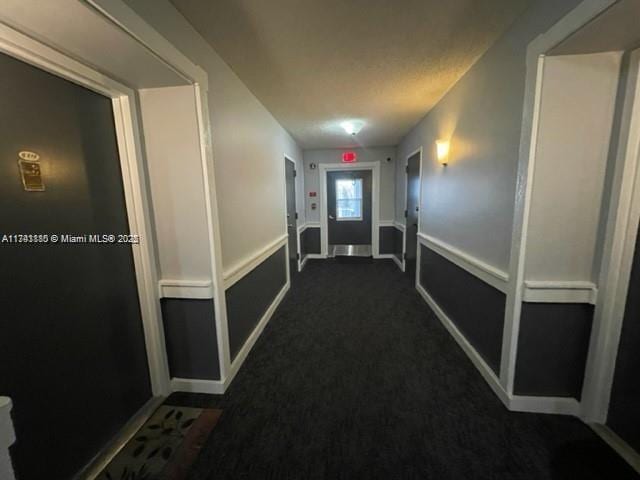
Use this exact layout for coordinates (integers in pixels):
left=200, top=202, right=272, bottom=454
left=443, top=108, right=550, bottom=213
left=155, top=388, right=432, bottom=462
left=171, top=259, right=638, bottom=480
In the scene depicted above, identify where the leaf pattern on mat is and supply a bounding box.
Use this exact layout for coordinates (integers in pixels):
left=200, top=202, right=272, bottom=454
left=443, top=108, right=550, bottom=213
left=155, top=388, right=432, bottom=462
left=95, top=405, right=208, bottom=480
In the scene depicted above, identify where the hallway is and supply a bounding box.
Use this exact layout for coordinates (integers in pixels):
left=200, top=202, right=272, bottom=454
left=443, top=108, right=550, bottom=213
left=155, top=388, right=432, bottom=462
left=174, top=260, right=635, bottom=480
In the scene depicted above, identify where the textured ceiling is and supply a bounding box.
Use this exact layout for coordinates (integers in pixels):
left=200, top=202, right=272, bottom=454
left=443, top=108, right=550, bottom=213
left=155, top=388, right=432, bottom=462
left=170, top=0, right=530, bottom=148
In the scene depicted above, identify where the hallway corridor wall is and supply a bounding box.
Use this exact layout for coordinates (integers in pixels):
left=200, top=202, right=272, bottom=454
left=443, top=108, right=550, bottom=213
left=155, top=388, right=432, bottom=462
left=124, top=0, right=304, bottom=392
left=124, top=0, right=304, bottom=273
left=396, top=0, right=584, bottom=405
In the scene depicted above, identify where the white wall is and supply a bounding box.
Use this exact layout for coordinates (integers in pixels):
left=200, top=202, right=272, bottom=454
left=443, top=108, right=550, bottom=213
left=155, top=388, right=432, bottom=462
left=138, top=85, right=213, bottom=283
left=395, top=0, right=584, bottom=272
left=124, top=0, right=303, bottom=273
left=303, top=147, right=396, bottom=224
left=525, top=52, right=622, bottom=283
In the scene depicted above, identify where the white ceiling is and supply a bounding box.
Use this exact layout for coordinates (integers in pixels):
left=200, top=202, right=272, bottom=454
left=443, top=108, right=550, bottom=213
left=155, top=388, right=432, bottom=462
left=170, top=0, right=530, bottom=149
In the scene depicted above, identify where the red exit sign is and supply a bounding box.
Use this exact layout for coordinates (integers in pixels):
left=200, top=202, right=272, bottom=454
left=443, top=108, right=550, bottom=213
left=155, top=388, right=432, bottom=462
left=342, top=151, right=357, bottom=163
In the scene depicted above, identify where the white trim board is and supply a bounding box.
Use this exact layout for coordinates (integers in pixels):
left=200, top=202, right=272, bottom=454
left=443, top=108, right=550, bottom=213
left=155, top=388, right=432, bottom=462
left=502, top=0, right=620, bottom=398
left=418, top=233, right=509, bottom=293
left=523, top=280, right=598, bottom=304
left=171, top=279, right=290, bottom=395
left=582, top=48, right=640, bottom=423
left=415, top=281, right=509, bottom=406
left=378, top=220, right=396, bottom=227
left=590, top=424, right=640, bottom=474
left=0, top=21, right=171, bottom=396
left=223, top=234, right=288, bottom=289
left=158, top=279, right=214, bottom=299
left=394, top=221, right=406, bottom=232
left=318, top=162, right=381, bottom=257
left=416, top=278, right=583, bottom=416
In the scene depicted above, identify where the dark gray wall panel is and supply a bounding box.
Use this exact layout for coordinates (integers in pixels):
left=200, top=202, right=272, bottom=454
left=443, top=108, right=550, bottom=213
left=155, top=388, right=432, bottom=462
left=394, top=227, right=404, bottom=261
left=514, top=303, right=593, bottom=399
left=419, top=244, right=505, bottom=373
left=302, top=227, right=321, bottom=255
left=0, top=52, right=151, bottom=479
left=161, top=299, right=220, bottom=380
left=226, top=246, right=287, bottom=360
left=379, top=226, right=396, bottom=254
left=608, top=224, right=640, bottom=452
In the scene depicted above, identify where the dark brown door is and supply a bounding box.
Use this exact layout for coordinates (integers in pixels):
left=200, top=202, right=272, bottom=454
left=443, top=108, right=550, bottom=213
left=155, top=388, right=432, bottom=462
left=405, top=152, right=421, bottom=278
left=0, top=52, right=151, bottom=479
left=285, top=158, right=298, bottom=278
left=327, top=170, right=372, bottom=246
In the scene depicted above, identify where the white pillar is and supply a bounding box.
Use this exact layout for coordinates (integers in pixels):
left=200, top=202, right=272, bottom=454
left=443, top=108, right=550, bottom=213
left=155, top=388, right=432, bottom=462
left=0, top=397, right=15, bottom=480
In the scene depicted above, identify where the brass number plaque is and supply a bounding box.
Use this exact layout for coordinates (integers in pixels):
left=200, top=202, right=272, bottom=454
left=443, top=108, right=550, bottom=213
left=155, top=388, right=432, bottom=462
left=18, top=151, right=45, bottom=192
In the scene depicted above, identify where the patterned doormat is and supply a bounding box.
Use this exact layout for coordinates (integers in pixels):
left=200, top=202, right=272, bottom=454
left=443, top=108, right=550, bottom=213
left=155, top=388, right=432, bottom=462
left=97, top=405, right=222, bottom=480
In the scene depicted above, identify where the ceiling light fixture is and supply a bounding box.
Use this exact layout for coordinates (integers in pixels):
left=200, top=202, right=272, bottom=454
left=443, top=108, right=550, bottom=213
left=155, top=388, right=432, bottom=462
left=341, top=120, right=364, bottom=136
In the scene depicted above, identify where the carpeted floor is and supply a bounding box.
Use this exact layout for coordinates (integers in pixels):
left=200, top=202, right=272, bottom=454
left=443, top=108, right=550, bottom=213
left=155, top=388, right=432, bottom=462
left=171, top=258, right=638, bottom=480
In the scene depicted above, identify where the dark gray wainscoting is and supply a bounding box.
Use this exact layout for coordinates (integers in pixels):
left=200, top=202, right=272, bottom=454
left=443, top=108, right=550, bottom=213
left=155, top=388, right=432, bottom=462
left=608, top=224, right=640, bottom=453
left=161, top=299, right=220, bottom=380
left=379, top=226, right=396, bottom=254
left=514, top=303, right=593, bottom=399
left=394, top=227, right=404, bottom=261
left=226, top=246, right=287, bottom=360
left=419, top=244, right=505, bottom=374
left=301, top=227, right=321, bottom=256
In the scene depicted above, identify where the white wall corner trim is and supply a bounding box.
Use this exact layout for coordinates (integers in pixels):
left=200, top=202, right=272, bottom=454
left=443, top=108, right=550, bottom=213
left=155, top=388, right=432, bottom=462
left=394, top=221, right=406, bottom=231
left=418, top=233, right=509, bottom=293
left=379, top=220, right=395, bottom=227
left=171, top=279, right=290, bottom=395
left=223, top=234, right=288, bottom=289
left=523, top=280, right=598, bottom=304
left=158, top=279, right=214, bottom=299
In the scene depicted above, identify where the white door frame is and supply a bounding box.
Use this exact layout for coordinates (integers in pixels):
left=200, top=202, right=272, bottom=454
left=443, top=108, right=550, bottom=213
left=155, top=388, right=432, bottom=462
left=581, top=48, right=640, bottom=423
left=319, top=162, right=381, bottom=257
left=87, top=0, right=231, bottom=389
left=402, top=147, right=423, bottom=277
left=501, top=0, right=630, bottom=418
left=0, top=21, right=171, bottom=394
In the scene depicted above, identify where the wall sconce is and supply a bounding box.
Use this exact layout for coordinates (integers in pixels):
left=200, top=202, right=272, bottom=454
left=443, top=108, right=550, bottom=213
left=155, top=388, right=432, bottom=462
left=436, top=140, right=450, bottom=166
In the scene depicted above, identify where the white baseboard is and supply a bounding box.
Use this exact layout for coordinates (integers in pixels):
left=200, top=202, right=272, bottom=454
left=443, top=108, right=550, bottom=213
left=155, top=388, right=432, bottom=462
left=374, top=254, right=395, bottom=259
left=392, top=255, right=404, bottom=271
left=510, top=395, right=580, bottom=416
left=416, top=281, right=586, bottom=416
left=305, top=254, right=326, bottom=259
left=170, top=280, right=290, bottom=396
left=299, top=255, right=309, bottom=271
left=170, top=377, right=225, bottom=395
left=415, top=282, right=509, bottom=407
left=225, top=281, right=290, bottom=387
left=590, top=424, right=640, bottom=474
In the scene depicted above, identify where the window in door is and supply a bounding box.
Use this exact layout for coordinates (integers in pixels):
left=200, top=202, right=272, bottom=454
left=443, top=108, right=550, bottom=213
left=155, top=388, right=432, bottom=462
left=336, top=178, right=363, bottom=221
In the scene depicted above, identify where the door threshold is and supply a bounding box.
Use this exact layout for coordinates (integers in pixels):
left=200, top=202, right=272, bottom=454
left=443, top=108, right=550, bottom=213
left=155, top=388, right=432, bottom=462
left=329, top=244, right=372, bottom=257
left=73, top=396, right=165, bottom=480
